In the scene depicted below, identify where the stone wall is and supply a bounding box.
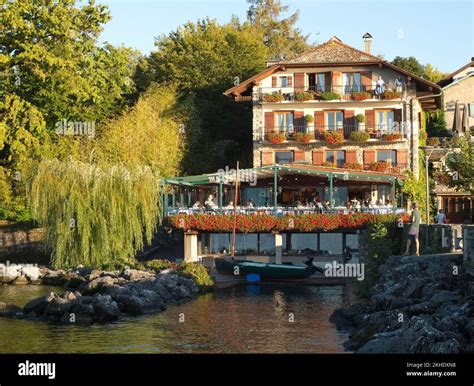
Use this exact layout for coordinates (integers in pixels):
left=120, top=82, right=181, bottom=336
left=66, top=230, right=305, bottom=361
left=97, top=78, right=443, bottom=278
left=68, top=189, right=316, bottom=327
left=0, top=225, right=48, bottom=263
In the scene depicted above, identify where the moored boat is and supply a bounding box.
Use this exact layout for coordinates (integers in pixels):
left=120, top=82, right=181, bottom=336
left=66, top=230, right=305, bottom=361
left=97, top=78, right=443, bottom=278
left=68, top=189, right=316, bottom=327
left=215, top=257, right=322, bottom=280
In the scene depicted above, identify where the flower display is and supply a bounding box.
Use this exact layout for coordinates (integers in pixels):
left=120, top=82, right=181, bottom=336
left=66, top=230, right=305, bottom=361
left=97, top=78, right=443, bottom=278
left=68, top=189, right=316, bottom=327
left=168, top=213, right=410, bottom=233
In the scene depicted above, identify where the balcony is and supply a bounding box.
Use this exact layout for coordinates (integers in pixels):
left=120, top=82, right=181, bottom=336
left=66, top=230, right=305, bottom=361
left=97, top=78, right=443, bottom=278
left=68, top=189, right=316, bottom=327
left=255, top=85, right=403, bottom=103
left=254, top=124, right=407, bottom=142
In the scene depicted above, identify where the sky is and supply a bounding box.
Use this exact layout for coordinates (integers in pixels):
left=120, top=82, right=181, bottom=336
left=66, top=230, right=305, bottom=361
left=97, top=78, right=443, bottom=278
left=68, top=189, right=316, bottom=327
left=98, top=0, right=474, bottom=73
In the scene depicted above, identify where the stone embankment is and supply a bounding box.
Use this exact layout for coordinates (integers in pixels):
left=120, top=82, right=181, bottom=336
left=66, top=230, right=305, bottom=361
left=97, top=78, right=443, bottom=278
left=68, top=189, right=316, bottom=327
left=330, top=254, right=474, bottom=353
left=0, top=264, right=201, bottom=324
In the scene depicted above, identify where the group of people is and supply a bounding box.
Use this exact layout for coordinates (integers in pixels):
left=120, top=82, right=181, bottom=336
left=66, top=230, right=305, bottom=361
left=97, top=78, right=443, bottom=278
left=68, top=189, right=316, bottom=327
left=374, top=76, right=404, bottom=98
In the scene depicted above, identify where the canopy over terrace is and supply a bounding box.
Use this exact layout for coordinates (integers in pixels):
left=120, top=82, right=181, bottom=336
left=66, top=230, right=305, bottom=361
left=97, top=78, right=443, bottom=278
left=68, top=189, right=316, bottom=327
left=162, top=164, right=406, bottom=215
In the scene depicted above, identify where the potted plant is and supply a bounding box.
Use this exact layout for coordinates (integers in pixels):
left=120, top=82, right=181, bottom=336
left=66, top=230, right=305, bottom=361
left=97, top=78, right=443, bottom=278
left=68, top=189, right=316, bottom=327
left=349, top=131, right=370, bottom=143
left=382, top=90, right=402, bottom=100
left=351, top=92, right=371, bottom=101
left=367, top=162, right=390, bottom=172
left=342, top=162, right=363, bottom=170
left=263, top=92, right=284, bottom=102
left=321, top=91, right=341, bottom=101
left=266, top=132, right=286, bottom=144
left=322, top=161, right=336, bottom=168
left=382, top=133, right=402, bottom=141
left=294, top=92, right=313, bottom=102
left=294, top=132, right=312, bottom=143
left=322, top=130, right=344, bottom=145
left=426, top=137, right=440, bottom=146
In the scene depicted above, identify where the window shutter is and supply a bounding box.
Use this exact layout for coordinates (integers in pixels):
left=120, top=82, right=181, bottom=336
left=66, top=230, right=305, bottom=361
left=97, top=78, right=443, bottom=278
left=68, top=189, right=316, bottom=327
left=261, top=151, right=274, bottom=166
left=272, top=76, right=277, bottom=88
left=294, top=73, right=305, bottom=92
left=324, top=72, right=332, bottom=92
left=345, top=150, right=358, bottom=164
left=364, top=150, right=376, bottom=165
left=332, top=71, right=342, bottom=92
left=287, top=76, right=293, bottom=87
left=344, top=110, right=355, bottom=130
left=312, top=150, right=324, bottom=165
left=314, top=111, right=324, bottom=131
left=397, top=149, right=408, bottom=168
left=264, top=112, right=274, bottom=134
left=365, top=109, right=375, bottom=131
left=361, top=71, right=372, bottom=91
left=294, top=150, right=306, bottom=162
left=294, top=111, right=304, bottom=131
left=394, top=109, right=403, bottom=130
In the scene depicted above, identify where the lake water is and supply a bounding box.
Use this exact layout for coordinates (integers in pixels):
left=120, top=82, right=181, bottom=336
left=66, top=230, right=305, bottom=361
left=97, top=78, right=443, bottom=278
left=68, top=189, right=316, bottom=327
left=0, top=284, right=348, bottom=353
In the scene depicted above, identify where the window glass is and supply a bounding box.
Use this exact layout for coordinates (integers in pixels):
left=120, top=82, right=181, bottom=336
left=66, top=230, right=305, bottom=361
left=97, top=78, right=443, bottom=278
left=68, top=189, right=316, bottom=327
left=286, top=112, right=294, bottom=132
left=327, top=113, right=335, bottom=129
left=336, top=112, right=343, bottom=128
left=280, top=77, right=288, bottom=87
left=344, top=73, right=351, bottom=94
left=336, top=151, right=345, bottom=166
left=326, top=151, right=335, bottom=163
left=317, top=73, right=325, bottom=91
left=377, top=150, right=397, bottom=164
left=275, top=112, right=293, bottom=131
left=275, top=151, right=294, bottom=164
left=352, top=73, right=361, bottom=92
left=326, top=111, right=343, bottom=130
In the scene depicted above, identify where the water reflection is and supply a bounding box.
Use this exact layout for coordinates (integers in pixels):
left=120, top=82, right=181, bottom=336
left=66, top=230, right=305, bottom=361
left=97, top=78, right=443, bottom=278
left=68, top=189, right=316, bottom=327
left=0, top=284, right=348, bottom=353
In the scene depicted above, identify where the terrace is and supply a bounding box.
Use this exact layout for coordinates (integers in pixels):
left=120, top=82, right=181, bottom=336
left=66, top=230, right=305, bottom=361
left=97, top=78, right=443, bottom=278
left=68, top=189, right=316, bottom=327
left=162, top=164, right=407, bottom=222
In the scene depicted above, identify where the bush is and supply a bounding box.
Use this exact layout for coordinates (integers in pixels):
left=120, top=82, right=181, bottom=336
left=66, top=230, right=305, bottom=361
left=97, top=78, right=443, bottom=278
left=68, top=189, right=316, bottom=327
left=144, top=258, right=179, bottom=272
left=322, top=161, right=336, bottom=168
left=294, top=132, right=312, bottom=143
left=304, top=114, right=314, bottom=123
left=356, top=114, right=366, bottom=123
left=426, top=137, right=440, bottom=146
left=178, top=262, right=214, bottom=292
left=351, top=92, right=371, bottom=101
left=266, top=132, right=285, bottom=144
left=263, top=93, right=284, bottom=102
left=321, top=91, right=341, bottom=101
left=366, top=162, right=390, bottom=172
left=350, top=131, right=369, bottom=143
left=322, top=130, right=344, bottom=145
left=294, top=92, right=313, bottom=102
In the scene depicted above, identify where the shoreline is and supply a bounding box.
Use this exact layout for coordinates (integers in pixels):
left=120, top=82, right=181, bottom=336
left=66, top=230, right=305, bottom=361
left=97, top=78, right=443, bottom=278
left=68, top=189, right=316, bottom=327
left=329, top=253, right=473, bottom=353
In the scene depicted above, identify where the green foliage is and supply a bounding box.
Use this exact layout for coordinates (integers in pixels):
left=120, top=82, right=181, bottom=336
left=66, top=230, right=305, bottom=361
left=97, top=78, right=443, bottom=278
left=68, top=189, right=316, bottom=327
left=350, top=131, right=369, bottom=143
left=391, top=56, right=424, bottom=77
left=178, top=262, right=214, bottom=292
left=246, top=0, right=309, bottom=59
left=357, top=218, right=402, bottom=297
left=445, top=138, right=474, bottom=195
left=426, top=109, right=449, bottom=137
left=304, top=114, right=314, bottom=123
left=144, top=259, right=179, bottom=272
left=30, top=159, right=162, bottom=269
left=356, top=114, right=366, bottom=123
left=321, top=92, right=341, bottom=101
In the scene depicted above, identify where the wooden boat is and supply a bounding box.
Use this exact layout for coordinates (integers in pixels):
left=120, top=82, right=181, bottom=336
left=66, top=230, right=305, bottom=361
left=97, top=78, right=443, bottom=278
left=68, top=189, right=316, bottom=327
left=215, top=256, right=322, bottom=280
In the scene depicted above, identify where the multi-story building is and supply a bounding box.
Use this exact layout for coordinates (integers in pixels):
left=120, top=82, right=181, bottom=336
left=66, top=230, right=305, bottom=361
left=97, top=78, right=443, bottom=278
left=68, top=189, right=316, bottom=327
left=224, top=35, right=441, bottom=206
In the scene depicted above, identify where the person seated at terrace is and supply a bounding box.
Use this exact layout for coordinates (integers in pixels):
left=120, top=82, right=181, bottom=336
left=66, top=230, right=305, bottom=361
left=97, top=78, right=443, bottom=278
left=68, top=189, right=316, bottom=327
left=226, top=201, right=234, bottom=209
left=192, top=201, right=201, bottom=209
left=204, top=194, right=217, bottom=210
left=246, top=199, right=254, bottom=208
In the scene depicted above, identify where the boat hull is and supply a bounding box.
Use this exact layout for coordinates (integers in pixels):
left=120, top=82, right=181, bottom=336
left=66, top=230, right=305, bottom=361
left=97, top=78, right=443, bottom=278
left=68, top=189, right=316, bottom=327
left=214, top=258, right=318, bottom=280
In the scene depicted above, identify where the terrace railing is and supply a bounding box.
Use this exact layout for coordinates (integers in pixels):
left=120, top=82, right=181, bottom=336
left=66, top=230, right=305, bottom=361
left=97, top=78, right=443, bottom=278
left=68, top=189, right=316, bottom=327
left=255, top=85, right=403, bottom=103
left=254, top=124, right=407, bottom=141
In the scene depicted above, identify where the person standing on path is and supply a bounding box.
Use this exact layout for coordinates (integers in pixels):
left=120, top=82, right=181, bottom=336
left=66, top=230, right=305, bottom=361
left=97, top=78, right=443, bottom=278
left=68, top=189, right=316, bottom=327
left=404, top=202, right=421, bottom=256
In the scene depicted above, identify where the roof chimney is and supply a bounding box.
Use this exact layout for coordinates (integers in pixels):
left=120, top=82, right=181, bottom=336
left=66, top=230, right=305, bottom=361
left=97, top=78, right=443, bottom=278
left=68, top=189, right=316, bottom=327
left=363, top=32, right=373, bottom=54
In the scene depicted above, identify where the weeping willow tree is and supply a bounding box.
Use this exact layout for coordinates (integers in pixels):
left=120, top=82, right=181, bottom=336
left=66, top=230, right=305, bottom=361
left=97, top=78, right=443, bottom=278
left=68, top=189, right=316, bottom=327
left=30, top=159, right=162, bottom=268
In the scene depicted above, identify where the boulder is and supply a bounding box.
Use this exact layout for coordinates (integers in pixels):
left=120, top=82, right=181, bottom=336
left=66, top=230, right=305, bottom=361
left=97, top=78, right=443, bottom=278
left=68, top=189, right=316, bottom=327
left=42, top=272, right=68, bottom=286
left=0, top=264, right=20, bottom=283
left=116, top=295, right=146, bottom=315
left=44, top=297, right=76, bottom=316
left=0, top=302, right=23, bottom=318
left=123, top=269, right=154, bottom=282
left=20, top=266, right=41, bottom=282
left=12, top=275, right=29, bottom=285
left=429, top=290, right=461, bottom=304
left=24, top=292, right=58, bottom=314
left=91, top=295, right=120, bottom=323
left=402, top=278, right=425, bottom=299
left=78, top=276, right=116, bottom=296
left=64, top=274, right=87, bottom=290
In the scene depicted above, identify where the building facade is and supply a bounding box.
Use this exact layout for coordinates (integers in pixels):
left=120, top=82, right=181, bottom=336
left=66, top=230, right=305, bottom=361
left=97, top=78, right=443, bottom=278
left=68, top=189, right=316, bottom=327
left=225, top=35, right=441, bottom=206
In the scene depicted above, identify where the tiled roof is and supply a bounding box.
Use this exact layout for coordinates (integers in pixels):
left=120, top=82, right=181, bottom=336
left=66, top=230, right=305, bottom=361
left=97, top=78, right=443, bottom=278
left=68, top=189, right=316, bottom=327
left=282, top=36, right=380, bottom=64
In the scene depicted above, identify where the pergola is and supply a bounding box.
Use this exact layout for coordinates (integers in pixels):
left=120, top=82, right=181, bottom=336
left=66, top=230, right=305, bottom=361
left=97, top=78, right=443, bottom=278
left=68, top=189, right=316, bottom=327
left=163, top=164, right=406, bottom=215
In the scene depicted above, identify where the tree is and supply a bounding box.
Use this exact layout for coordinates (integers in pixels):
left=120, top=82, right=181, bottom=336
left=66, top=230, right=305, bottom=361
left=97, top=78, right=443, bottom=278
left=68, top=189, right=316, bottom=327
left=426, top=109, right=449, bottom=137
left=391, top=56, right=424, bottom=77
left=423, top=63, right=449, bottom=84
left=246, top=0, right=309, bottom=59
left=445, top=138, right=474, bottom=195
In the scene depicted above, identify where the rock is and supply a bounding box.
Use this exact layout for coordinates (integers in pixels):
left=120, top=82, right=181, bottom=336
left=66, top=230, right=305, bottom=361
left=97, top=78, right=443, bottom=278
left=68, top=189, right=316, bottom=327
left=86, top=270, right=102, bottom=281
left=91, top=295, right=120, bottom=323
left=78, top=276, right=116, bottom=296
left=24, top=292, right=58, bottom=314
left=329, top=309, right=354, bottom=330
left=0, top=264, right=20, bottom=283
left=20, top=266, right=41, bottom=282
left=42, top=272, right=68, bottom=286
left=431, top=338, right=462, bottom=354
left=402, top=278, right=425, bottom=299
left=0, top=302, right=23, bottom=318
left=123, top=269, right=154, bottom=282
left=64, top=274, right=87, bottom=290
left=70, top=302, right=95, bottom=316
left=153, top=282, right=173, bottom=302
left=12, top=275, right=29, bottom=285
left=44, top=297, right=76, bottom=316
left=429, top=290, right=461, bottom=304
left=116, top=295, right=146, bottom=315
